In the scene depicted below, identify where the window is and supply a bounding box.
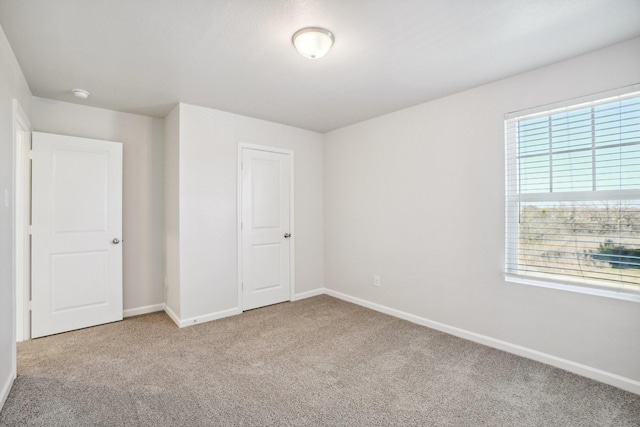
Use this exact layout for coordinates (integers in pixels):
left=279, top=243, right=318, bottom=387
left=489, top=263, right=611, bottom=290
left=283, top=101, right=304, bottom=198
left=505, top=87, right=640, bottom=298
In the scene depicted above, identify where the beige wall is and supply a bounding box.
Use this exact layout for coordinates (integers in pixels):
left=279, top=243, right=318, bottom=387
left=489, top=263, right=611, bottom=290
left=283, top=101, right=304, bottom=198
left=31, top=98, right=165, bottom=313
left=0, top=25, right=32, bottom=409
left=323, top=37, right=640, bottom=383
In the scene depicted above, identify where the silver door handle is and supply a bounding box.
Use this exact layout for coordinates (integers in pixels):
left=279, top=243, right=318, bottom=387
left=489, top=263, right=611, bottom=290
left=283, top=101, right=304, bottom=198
left=284, top=233, right=291, bottom=238
left=112, top=238, right=120, bottom=244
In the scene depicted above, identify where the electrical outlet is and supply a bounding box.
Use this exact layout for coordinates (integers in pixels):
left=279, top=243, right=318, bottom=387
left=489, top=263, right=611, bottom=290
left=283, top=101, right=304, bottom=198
left=373, top=275, right=381, bottom=287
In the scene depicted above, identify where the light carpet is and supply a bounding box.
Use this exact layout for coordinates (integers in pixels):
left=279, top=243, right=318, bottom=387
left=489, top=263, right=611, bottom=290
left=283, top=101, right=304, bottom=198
left=1, top=295, right=638, bottom=426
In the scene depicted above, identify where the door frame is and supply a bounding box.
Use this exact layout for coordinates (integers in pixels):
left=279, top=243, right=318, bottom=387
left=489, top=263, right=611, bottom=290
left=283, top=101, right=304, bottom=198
left=13, top=99, right=31, bottom=343
left=237, top=142, right=295, bottom=311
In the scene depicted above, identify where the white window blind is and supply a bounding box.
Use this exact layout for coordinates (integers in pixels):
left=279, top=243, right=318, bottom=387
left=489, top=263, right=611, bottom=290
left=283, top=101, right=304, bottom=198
left=505, top=87, right=640, bottom=294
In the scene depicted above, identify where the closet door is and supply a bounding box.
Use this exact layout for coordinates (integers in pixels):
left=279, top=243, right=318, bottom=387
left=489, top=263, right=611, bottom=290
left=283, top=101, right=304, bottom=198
left=241, top=147, right=292, bottom=311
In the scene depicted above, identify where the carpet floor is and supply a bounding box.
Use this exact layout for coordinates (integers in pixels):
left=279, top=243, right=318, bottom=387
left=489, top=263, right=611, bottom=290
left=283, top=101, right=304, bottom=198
left=1, top=295, right=638, bottom=426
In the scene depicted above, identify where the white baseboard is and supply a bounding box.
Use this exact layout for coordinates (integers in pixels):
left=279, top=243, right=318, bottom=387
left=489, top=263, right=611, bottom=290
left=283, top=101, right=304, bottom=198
left=162, top=290, right=323, bottom=328
left=165, top=306, right=242, bottom=328
left=0, top=370, right=15, bottom=412
left=123, top=303, right=166, bottom=318
left=163, top=305, right=181, bottom=327
left=144, top=287, right=640, bottom=394
left=292, top=288, right=325, bottom=301
left=324, top=288, right=640, bottom=395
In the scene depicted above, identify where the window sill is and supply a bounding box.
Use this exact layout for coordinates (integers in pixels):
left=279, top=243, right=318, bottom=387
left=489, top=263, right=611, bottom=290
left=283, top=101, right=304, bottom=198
left=504, top=274, right=640, bottom=303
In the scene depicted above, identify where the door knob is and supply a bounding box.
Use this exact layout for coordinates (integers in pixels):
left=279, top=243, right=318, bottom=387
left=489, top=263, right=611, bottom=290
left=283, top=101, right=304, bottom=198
left=284, top=233, right=291, bottom=238
left=112, top=238, right=120, bottom=244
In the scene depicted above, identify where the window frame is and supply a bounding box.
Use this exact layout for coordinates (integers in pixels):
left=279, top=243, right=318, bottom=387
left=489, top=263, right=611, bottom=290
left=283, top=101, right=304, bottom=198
left=504, top=85, right=640, bottom=303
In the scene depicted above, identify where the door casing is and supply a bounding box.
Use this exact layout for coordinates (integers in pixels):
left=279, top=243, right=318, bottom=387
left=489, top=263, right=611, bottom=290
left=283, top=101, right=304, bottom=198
left=13, top=99, right=31, bottom=343
left=237, top=142, right=295, bottom=311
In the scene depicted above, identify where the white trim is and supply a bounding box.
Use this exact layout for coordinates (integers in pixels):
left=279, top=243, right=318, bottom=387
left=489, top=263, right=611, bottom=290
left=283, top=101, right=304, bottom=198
left=166, top=290, right=321, bottom=328
left=123, top=303, right=166, bottom=318
left=0, top=370, right=15, bottom=412
left=237, top=144, right=242, bottom=312
left=163, top=305, right=181, bottom=327
left=324, top=288, right=640, bottom=395
left=292, top=288, right=324, bottom=301
left=505, top=275, right=640, bottom=303
left=289, top=153, right=296, bottom=303
left=237, top=142, right=295, bottom=311
left=237, top=142, right=294, bottom=155
left=168, top=307, right=242, bottom=328
left=12, top=98, right=32, bottom=342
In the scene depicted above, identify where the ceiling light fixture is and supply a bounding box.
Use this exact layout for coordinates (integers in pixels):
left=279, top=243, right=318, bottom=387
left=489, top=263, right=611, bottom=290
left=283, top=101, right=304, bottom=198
left=72, top=88, right=90, bottom=99
left=292, top=27, right=334, bottom=59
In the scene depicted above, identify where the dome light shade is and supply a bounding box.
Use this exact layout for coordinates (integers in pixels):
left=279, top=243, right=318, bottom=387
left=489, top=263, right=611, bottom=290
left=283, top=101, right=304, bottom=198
left=292, top=27, right=334, bottom=59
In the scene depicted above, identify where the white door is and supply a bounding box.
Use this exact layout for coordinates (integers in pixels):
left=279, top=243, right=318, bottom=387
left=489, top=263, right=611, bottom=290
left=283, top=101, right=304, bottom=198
left=31, top=132, right=123, bottom=338
left=241, top=147, right=292, bottom=311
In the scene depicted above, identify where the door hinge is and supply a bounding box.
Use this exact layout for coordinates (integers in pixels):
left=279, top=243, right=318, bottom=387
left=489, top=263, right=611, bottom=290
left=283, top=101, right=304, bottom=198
left=28, top=225, right=32, bottom=235
left=28, top=150, right=33, bottom=160
left=27, top=300, right=32, bottom=311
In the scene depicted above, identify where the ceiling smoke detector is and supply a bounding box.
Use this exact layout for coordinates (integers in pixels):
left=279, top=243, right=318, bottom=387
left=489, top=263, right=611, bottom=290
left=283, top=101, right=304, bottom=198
left=72, top=88, right=90, bottom=99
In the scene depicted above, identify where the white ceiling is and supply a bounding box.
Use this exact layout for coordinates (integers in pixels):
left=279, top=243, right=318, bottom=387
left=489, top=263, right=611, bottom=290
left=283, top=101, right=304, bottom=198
left=1, top=0, right=639, bottom=133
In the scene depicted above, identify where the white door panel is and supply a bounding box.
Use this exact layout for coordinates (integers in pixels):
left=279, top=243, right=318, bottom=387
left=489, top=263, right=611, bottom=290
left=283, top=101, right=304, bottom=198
left=241, top=148, right=292, bottom=311
left=32, top=132, right=123, bottom=338
left=252, top=158, right=281, bottom=228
